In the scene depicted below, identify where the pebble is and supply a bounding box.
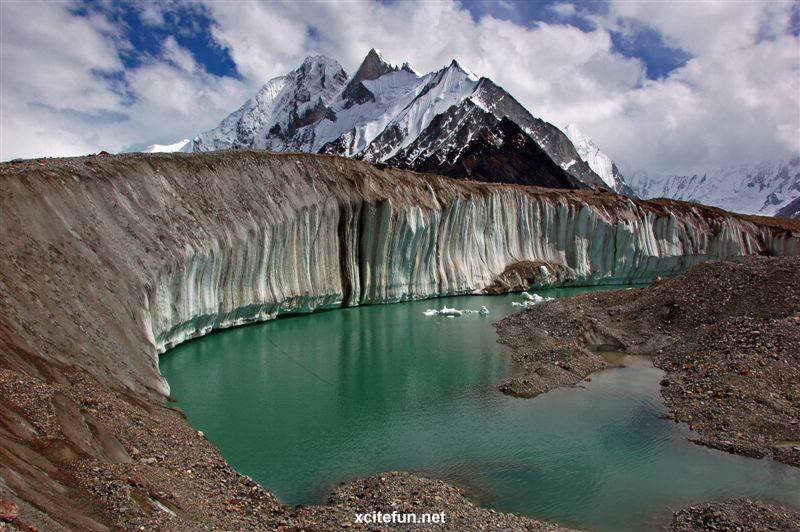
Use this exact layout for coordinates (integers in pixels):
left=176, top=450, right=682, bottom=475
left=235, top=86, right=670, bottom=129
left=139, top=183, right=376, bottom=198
left=0, top=500, right=18, bottom=522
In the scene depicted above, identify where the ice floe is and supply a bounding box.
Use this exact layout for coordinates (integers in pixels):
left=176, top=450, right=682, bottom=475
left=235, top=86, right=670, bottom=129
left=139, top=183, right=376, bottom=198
left=512, top=292, right=553, bottom=307
left=423, top=304, right=490, bottom=317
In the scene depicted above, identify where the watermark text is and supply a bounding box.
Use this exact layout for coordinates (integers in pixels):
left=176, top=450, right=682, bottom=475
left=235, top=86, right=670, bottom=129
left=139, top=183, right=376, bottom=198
left=354, top=511, right=446, bottom=525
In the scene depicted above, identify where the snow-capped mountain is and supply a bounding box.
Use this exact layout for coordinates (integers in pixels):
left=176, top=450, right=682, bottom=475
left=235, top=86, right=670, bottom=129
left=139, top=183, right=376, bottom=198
left=562, top=123, right=628, bottom=193
left=194, top=55, right=348, bottom=153
left=143, top=139, right=192, bottom=153
left=626, top=157, right=800, bottom=218
left=186, top=50, right=604, bottom=189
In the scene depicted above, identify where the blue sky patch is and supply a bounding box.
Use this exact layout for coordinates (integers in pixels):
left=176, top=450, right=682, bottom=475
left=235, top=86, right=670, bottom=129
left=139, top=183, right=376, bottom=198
left=610, top=24, right=692, bottom=79
left=459, top=0, right=599, bottom=32
left=72, top=1, right=238, bottom=78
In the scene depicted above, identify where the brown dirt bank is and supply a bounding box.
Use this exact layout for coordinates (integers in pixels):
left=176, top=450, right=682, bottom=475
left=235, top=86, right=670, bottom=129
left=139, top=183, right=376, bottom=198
left=495, top=256, right=800, bottom=467
left=670, top=499, right=800, bottom=531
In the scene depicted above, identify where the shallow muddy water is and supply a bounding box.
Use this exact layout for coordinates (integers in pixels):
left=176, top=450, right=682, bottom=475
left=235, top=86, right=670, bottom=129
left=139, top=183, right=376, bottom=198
left=161, top=287, right=800, bottom=531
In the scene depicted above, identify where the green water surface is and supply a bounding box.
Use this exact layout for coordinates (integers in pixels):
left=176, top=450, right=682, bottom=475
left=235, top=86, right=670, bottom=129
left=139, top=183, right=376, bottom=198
left=160, top=288, right=800, bottom=531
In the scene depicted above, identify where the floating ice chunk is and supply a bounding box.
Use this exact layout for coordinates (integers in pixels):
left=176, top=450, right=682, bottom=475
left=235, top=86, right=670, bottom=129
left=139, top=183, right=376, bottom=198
left=423, top=305, right=486, bottom=317
left=512, top=293, right=552, bottom=307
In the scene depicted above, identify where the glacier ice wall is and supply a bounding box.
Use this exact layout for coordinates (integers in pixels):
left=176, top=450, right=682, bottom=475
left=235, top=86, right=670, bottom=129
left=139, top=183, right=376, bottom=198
left=144, top=160, right=800, bottom=357
left=1, top=151, right=798, bottom=397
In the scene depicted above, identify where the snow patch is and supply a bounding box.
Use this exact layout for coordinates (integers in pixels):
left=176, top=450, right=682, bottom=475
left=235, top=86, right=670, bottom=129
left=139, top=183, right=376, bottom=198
left=143, top=139, right=192, bottom=153
left=562, top=123, right=622, bottom=190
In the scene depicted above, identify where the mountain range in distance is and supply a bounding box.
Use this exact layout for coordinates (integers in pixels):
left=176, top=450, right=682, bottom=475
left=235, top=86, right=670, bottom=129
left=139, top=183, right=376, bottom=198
left=143, top=49, right=799, bottom=218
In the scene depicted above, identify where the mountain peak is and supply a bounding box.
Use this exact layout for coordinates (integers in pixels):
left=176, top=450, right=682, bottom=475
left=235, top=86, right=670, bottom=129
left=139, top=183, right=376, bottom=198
left=292, top=55, right=348, bottom=95
left=400, top=62, right=419, bottom=75
left=340, top=48, right=405, bottom=107
left=294, top=55, right=347, bottom=87
left=366, top=47, right=385, bottom=62
left=447, top=59, right=479, bottom=81
left=299, top=54, right=340, bottom=68
left=353, top=48, right=399, bottom=83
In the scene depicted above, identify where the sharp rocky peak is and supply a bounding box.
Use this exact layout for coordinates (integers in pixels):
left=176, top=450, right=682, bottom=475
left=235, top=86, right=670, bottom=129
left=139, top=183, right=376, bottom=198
left=446, top=59, right=478, bottom=80
left=400, top=62, right=418, bottom=75
left=352, top=48, right=401, bottom=83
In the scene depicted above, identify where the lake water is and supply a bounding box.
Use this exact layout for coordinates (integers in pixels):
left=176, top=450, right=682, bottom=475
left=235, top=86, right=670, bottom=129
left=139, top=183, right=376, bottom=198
left=160, top=287, right=800, bottom=531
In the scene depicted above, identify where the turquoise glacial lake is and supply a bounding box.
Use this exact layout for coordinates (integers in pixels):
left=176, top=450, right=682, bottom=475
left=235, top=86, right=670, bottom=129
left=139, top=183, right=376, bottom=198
left=160, top=287, right=800, bottom=531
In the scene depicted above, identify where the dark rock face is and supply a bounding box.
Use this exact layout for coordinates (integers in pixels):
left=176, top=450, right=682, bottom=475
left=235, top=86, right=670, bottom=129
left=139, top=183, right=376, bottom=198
left=317, top=128, right=355, bottom=156
left=393, top=109, right=583, bottom=189
left=341, top=80, right=375, bottom=109
left=354, top=122, right=407, bottom=163
left=293, top=99, right=336, bottom=129
left=341, top=48, right=400, bottom=109
left=450, top=117, right=583, bottom=188
left=383, top=77, right=604, bottom=189
left=468, top=78, right=606, bottom=188
left=388, top=99, right=494, bottom=170
left=777, top=196, right=800, bottom=219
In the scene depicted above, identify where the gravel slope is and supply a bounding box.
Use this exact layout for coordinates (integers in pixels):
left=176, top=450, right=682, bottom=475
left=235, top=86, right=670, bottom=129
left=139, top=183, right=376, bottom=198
left=497, top=256, right=800, bottom=466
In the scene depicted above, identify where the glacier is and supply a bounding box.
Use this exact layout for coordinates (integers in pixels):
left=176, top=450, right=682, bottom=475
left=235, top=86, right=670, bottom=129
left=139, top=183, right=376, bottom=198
left=1, top=151, right=798, bottom=398
left=148, top=174, right=795, bottom=358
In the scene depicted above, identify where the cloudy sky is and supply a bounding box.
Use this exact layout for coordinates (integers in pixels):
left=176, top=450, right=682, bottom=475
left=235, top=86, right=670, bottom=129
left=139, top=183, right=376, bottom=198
left=1, top=0, right=798, bottom=174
